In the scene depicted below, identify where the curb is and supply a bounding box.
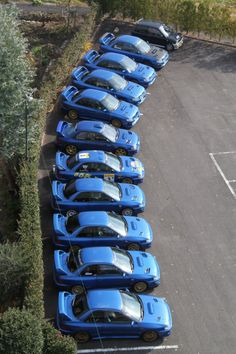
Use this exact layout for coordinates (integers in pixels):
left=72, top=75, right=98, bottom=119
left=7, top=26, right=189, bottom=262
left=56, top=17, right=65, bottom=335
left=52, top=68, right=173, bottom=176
left=184, top=34, right=236, bottom=49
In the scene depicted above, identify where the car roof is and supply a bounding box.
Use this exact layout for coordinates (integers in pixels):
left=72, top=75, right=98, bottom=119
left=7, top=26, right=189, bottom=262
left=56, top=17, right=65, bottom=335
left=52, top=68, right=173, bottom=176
left=75, top=150, right=106, bottom=164
left=78, top=211, right=110, bottom=227
left=135, top=19, right=163, bottom=28
left=100, top=52, right=127, bottom=63
left=87, top=289, right=123, bottom=311
left=80, top=247, right=113, bottom=265
left=76, top=120, right=105, bottom=133
left=116, top=35, right=140, bottom=45
left=80, top=88, right=108, bottom=101
left=88, top=69, right=116, bottom=81
left=72, top=178, right=106, bottom=193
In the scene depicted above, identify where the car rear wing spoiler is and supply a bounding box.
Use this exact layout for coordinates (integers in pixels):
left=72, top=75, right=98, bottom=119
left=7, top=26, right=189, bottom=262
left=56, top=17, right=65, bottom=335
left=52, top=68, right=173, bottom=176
left=54, top=250, right=67, bottom=275
left=82, top=49, right=100, bottom=64
left=58, top=292, right=73, bottom=321
left=56, top=120, right=69, bottom=137
left=71, top=66, right=89, bottom=81
left=61, top=85, right=78, bottom=101
left=99, top=32, right=115, bottom=46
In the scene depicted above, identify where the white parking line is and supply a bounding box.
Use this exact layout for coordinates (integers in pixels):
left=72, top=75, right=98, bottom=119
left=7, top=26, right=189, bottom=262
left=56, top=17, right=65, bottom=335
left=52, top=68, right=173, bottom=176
left=78, top=345, right=179, bottom=353
left=209, top=152, right=236, bottom=199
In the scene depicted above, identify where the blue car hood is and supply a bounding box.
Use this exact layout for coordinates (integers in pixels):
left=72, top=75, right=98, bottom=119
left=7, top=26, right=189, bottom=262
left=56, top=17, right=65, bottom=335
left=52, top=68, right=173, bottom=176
left=120, top=184, right=144, bottom=205
left=148, top=46, right=168, bottom=61
left=117, top=129, right=139, bottom=148
left=121, top=157, right=144, bottom=176
left=125, top=216, right=152, bottom=241
left=139, top=295, right=172, bottom=329
left=115, top=101, right=139, bottom=119
left=134, top=63, right=155, bottom=80
left=122, top=82, right=145, bottom=99
left=131, top=251, right=160, bottom=277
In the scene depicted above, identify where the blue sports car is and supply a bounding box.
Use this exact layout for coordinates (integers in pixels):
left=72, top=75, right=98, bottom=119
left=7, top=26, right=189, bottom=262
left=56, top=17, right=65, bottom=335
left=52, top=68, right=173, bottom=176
left=57, top=289, right=172, bottom=342
left=56, top=120, right=140, bottom=156
left=99, top=33, right=169, bottom=70
left=52, top=178, right=146, bottom=216
left=61, top=86, right=141, bottom=128
left=82, top=50, right=157, bottom=88
left=71, top=66, right=147, bottom=105
left=54, top=246, right=160, bottom=294
left=54, top=150, right=144, bottom=184
left=53, top=211, right=153, bottom=250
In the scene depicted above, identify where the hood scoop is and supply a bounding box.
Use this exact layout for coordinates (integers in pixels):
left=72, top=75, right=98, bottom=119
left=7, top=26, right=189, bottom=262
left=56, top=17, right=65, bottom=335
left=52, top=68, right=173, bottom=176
left=136, top=256, right=144, bottom=267
left=125, top=188, right=131, bottom=196
left=130, top=221, right=137, bottom=230
left=147, top=302, right=154, bottom=314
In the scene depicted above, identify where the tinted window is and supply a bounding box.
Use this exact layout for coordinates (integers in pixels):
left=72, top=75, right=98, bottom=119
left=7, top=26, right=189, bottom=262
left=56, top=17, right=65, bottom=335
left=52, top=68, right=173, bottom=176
left=67, top=250, right=82, bottom=272
left=78, top=226, right=100, bottom=237
left=76, top=131, right=91, bottom=140
left=64, top=180, right=77, bottom=197
left=67, top=155, right=79, bottom=169
left=72, top=295, right=88, bottom=317
left=66, top=214, right=80, bottom=233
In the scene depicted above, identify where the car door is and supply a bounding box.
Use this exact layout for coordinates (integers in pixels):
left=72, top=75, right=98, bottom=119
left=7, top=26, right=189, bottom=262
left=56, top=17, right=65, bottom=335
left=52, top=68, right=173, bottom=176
left=83, top=310, right=115, bottom=337
left=102, top=310, right=138, bottom=338
left=95, top=264, right=127, bottom=289
left=148, top=27, right=166, bottom=47
left=75, top=131, right=98, bottom=150
left=78, top=265, right=99, bottom=289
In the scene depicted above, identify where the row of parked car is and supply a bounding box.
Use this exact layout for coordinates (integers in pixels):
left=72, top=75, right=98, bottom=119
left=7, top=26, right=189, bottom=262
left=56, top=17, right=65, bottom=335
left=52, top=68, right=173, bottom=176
left=51, top=24, right=183, bottom=344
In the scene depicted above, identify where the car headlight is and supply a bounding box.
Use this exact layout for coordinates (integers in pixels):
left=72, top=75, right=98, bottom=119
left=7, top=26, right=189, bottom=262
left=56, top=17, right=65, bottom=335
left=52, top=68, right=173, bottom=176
left=130, top=145, right=136, bottom=150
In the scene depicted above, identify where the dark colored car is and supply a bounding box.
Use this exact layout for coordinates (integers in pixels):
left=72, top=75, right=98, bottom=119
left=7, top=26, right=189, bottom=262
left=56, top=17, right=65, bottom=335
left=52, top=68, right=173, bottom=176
left=132, top=19, right=183, bottom=51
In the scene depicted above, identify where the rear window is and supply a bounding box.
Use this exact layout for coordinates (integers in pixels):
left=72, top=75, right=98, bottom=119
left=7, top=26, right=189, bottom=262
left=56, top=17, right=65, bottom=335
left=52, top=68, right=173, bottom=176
left=66, top=214, right=80, bottom=233
left=64, top=180, right=77, bottom=197
left=72, top=294, right=88, bottom=317
left=67, top=155, right=78, bottom=169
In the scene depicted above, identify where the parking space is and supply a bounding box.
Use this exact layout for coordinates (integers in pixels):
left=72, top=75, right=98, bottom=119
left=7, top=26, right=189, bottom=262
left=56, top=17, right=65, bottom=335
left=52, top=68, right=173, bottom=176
left=39, top=26, right=236, bottom=354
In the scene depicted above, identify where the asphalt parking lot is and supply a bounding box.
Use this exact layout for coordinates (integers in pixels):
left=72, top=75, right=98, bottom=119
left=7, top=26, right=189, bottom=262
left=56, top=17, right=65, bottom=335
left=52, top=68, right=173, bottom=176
left=39, top=36, right=236, bottom=354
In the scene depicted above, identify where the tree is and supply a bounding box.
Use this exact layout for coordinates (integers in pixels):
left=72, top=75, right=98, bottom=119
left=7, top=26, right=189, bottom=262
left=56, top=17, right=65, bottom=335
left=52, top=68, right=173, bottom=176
left=42, top=321, right=76, bottom=354
left=176, top=0, right=197, bottom=33
left=0, top=308, right=43, bottom=354
left=195, top=1, right=210, bottom=36
left=0, top=5, right=39, bottom=159
left=0, top=243, right=32, bottom=310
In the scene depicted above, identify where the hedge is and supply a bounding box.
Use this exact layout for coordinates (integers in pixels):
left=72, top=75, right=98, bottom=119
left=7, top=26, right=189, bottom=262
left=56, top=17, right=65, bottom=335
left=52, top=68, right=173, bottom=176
left=13, top=4, right=98, bottom=352
left=42, top=321, right=77, bottom=354
left=0, top=308, right=44, bottom=354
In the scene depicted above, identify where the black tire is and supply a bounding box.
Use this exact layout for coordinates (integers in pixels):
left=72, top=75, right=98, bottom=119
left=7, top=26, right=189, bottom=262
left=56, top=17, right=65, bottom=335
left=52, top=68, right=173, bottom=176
left=127, top=243, right=140, bottom=251
left=74, top=331, right=90, bottom=343
left=122, top=177, right=133, bottom=184
left=68, top=110, right=79, bottom=120
left=122, top=208, right=134, bottom=216
left=133, top=281, right=148, bottom=293
left=65, top=144, right=77, bottom=155
left=142, top=330, right=159, bottom=342
left=166, top=43, right=174, bottom=51
left=115, top=148, right=127, bottom=156
left=112, top=119, right=122, bottom=128
left=71, top=285, right=84, bottom=295
left=66, top=210, right=77, bottom=217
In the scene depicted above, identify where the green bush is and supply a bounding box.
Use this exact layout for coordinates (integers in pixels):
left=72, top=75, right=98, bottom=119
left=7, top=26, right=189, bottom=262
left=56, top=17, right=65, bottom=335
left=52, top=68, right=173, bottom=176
left=0, top=308, right=43, bottom=354
left=42, top=321, right=76, bottom=354
left=0, top=243, right=32, bottom=310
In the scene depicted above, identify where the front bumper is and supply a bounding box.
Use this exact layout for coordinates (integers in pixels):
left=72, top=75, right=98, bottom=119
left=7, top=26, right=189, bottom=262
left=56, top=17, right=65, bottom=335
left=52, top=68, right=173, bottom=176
left=174, top=37, right=183, bottom=49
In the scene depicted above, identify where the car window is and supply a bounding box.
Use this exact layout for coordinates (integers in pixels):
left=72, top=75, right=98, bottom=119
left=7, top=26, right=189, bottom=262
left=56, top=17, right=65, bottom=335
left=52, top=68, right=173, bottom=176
left=78, top=226, right=100, bottom=237
left=85, top=77, right=97, bottom=86
left=113, top=42, right=128, bottom=51
left=86, top=310, right=108, bottom=323
left=106, top=61, right=123, bottom=71
left=97, top=264, right=121, bottom=275
left=73, top=192, right=99, bottom=202
left=66, top=214, right=80, bottom=233
left=72, top=295, right=88, bottom=317
left=76, top=131, right=91, bottom=140
left=81, top=265, right=98, bottom=275
left=97, top=226, right=116, bottom=236
left=98, top=60, right=109, bottom=68
left=64, top=180, right=77, bottom=198
left=77, top=162, right=99, bottom=172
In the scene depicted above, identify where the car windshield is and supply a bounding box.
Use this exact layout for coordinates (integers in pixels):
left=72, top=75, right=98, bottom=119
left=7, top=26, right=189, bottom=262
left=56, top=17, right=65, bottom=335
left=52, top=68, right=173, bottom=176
left=109, top=73, right=127, bottom=90
left=101, top=93, right=119, bottom=111
left=102, top=124, right=118, bottom=142
left=105, top=152, right=121, bottom=171
left=159, top=24, right=170, bottom=37
left=72, top=294, right=88, bottom=317
left=135, top=39, right=150, bottom=54
left=67, top=154, right=79, bottom=169
left=64, top=180, right=77, bottom=197
left=121, top=56, right=137, bottom=73
left=67, top=249, right=82, bottom=272
left=103, top=180, right=121, bottom=201
left=66, top=214, right=80, bottom=233
left=121, top=291, right=142, bottom=322
left=108, top=212, right=127, bottom=236
left=112, top=248, right=133, bottom=273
